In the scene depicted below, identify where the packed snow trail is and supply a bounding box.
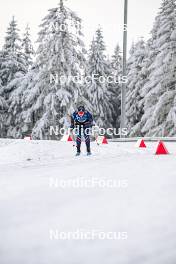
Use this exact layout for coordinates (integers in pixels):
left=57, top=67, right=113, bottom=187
left=0, top=139, right=176, bottom=264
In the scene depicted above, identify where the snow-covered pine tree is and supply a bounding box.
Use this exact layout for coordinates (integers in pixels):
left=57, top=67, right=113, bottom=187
left=140, top=0, right=176, bottom=136
left=5, top=25, right=35, bottom=139
left=129, top=15, right=161, bottom=137
left=22, top=0, right=86, bottom=139
left=0, top=16, right=27, bottom=91
left=22, top=24, right=35, bottom=68
left=126, top=39, right=147, bottom=136
left=0, top=17, right=28, bottom=138
left=128, top=38, right=155, bottom=136
left=0, top=75, right=7, bottom=138
left=110, top=44, right=122, bottom=130
left=85, top=28, right=113, bottom=128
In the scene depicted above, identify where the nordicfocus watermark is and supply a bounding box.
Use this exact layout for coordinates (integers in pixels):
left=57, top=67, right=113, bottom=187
left=50, top=73, right=127, bottom=85
left=50, top=126, right=128, bottom=137
left=49, top=229, right=128, bottom=241
left=49, top=177, right=128, bottom=189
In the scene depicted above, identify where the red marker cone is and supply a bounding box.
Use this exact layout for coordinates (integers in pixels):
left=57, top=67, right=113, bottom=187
left=102, top=136, right=108, bottom=144
left=138, top=139, right=146, bottom=148
left=67, top=135, right=73, bottom=142
left=24, top=136, right=32, bottom=140
left=155, top=141, right=169, bottom=155
left=96, top=136, right=108, bottom=144
left=61, top=134, right=73, bottom=142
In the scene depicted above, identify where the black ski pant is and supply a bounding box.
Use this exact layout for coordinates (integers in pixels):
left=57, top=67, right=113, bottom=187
left=76, top=125, right=91, bottom=153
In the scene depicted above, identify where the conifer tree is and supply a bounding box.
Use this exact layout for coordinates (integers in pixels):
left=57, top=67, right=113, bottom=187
left=126, top=39, right=147, bottom=136
left=22, top=24, right=34, bottom=68
left=85, top=28, right=113, bottom=128
left=110, top=44, right=122, bottom=129
left=22, top=0, right=86, bottom=139
left=0, top=17, right=27, bottom=138
left=140, top=0, right=176, bottom=136
left=0, top=76, right=7, bottom=137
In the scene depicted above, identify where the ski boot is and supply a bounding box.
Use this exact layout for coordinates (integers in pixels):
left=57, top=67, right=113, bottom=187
left=87, top=145, right=91, bottom=156
left=76, top=145, right=81, bottom=156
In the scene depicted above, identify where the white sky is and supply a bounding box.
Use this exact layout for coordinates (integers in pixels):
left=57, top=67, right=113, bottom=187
left=0, top=0, right=161, bottom=55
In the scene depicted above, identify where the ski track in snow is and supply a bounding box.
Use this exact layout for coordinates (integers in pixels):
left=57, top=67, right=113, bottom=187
left=0, top=139, right=176, bottom=264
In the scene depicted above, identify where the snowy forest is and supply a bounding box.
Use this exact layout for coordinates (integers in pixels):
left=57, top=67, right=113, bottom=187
left=0, top=0, right=176, bottom=139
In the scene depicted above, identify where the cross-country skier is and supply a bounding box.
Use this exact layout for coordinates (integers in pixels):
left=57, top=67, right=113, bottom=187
left=71, top=104, right=93, bottom=156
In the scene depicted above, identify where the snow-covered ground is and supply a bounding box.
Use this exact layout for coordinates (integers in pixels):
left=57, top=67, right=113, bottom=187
left=0, top=139, right=176, bottom=264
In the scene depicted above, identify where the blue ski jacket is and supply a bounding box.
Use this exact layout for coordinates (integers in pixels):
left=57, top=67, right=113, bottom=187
left=71, top=110, right=93, bottom=128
